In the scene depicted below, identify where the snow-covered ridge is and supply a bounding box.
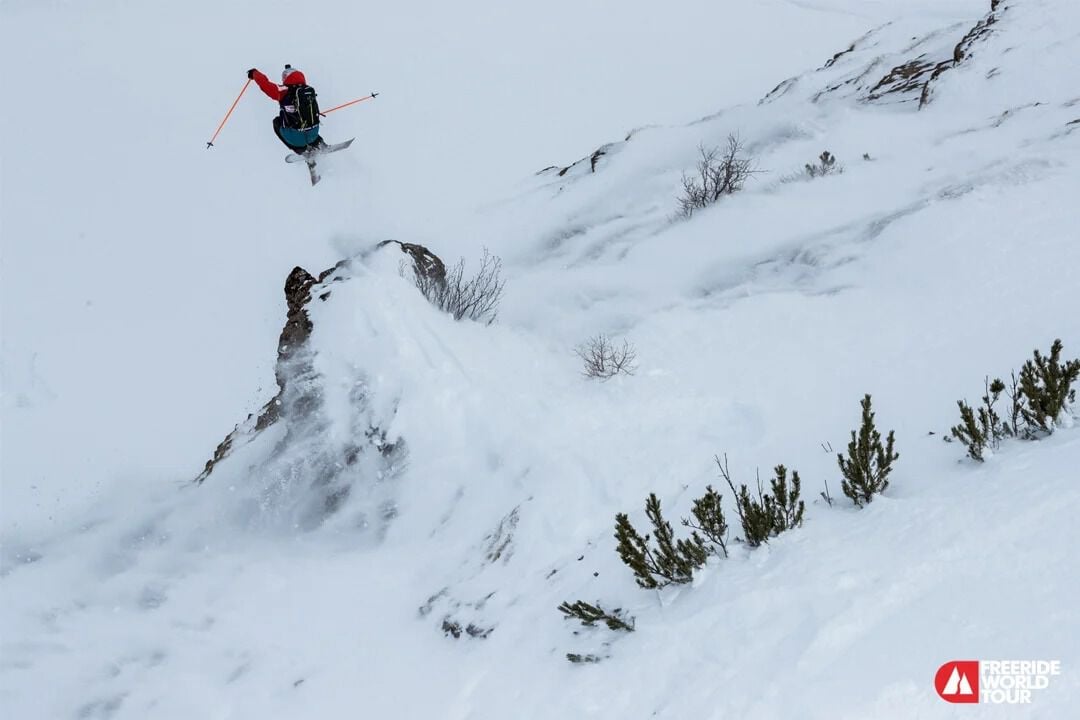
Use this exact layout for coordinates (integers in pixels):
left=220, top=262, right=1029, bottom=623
left=3, top=0, right=1080, bottom=717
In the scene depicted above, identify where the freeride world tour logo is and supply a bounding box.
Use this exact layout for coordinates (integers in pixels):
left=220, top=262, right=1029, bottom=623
left=935, top=660, right=1062, bottom=704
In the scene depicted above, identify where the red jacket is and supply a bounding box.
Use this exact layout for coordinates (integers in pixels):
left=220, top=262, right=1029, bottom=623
left=252, top=69, right=307, bottom=101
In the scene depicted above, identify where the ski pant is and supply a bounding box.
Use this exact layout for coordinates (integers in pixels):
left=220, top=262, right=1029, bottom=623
left=273, top=116, right=322, bottom=152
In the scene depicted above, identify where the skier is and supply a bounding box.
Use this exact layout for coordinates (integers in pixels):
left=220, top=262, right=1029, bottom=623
left=247, top=65, right=327, bottom=155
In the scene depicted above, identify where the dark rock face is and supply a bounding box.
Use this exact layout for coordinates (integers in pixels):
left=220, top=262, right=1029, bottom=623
left=193, top=400, right=275, bottom=485
left=278, top=266, right=317, bottom=387
left=918, top=1, right=1004, bottom=108
left=194, top=242, right=445, bottom=498
left=376, top=240, right=447, bottom=283
left=536, top=143, right=618, bottom=179
left=193, top=266, right=322, bottom=485
left=867, top=59, right=938, bottom=101
left=865, top=0, right=1007, bottom=108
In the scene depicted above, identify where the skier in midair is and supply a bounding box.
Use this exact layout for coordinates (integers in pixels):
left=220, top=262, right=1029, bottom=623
left=247, top=65, right=327, bottom=155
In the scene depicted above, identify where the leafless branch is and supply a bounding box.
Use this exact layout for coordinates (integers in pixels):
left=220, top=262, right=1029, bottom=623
left=576, top=335, right=637, bottom=379
left=678, top=135, right=757, bottom=218
left=412, top=249, right=505, bottom=325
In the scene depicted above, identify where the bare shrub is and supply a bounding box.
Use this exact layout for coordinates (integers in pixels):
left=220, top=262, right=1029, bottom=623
left=678, top=135, right=756, bottom=218
left=805, top=150, right=843, bottom=178
left=575, top=335, right=637, bottom=379
left=412, top=249, right=505, bottom=325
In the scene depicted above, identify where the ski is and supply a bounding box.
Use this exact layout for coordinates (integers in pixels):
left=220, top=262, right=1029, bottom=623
left=284, top=138, right=355, bottom=164
left=306, top=157, right=321, bottom=186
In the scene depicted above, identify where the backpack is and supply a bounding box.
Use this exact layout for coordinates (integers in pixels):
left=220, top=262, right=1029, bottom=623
left=280, top=85, right=320, bottom=130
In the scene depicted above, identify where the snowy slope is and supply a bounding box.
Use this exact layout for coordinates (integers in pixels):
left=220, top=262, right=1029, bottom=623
left=4, top=0, right=1080, bottom=718
left=0, top=0, right=889, bottom=535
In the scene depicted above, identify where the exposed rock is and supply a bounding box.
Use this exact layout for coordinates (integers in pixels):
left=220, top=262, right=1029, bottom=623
left=919, top=1, right=1004, bottom=108
left=192, top=399, right=276, bottom=484
left=194, top=241, right=444, bottom=486
left=539, top=143, right=617, bottom=178
left=589, top=146, right=607, bottom=173
left=376, top=240, right=446, bottom=283
left=823, top=43, right=856, bottom=70
left=864, top=0, right=1007, bottom=108
left=483, top=507, right=520, bottom=564
left=867, top=58, right=937, bottom=101
left=760, top=77, right=799, bottom=105
left=194, top=265, right=327, bottom=484
left=763, top=26, right=885, bottom=105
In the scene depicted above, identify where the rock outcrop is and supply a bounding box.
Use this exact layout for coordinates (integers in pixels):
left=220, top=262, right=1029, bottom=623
left=867, top=0, right=1007, bottom=107
left=194, top=242, right=445, bottom=490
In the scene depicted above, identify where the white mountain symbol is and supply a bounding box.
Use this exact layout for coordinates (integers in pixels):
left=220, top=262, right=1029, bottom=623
left=943, top=667, right=974, bottom=695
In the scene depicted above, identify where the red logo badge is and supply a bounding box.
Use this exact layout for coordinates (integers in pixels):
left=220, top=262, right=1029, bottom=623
left=936, top=661, right=980, bottom=703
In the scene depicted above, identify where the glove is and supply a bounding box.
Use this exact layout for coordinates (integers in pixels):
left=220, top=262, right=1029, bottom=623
left=247, top=68, right=258, bottom=79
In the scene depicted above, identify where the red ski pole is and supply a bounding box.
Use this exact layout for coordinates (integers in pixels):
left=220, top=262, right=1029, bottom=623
left=206, top=78, right=252, bottom=149
left=319, top=92, right=379, bottom=117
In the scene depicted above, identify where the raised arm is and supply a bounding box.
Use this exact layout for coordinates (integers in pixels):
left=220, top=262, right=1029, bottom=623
left=248, top=69, right=285, bottom=101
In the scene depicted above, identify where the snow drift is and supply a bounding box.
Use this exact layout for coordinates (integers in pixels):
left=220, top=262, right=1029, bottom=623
left=3, top=0, right=1080, bottom=717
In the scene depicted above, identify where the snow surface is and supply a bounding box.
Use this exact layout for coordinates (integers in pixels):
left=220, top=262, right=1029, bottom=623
left=3, top=0, right=1080, bottom=717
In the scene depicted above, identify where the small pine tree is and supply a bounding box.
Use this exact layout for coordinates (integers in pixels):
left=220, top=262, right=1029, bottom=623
left=1018, top=339, right=1080, bottom=435
left=614, top=494, right=708, bottom=589
left=950, top=377, right=1008, bottom=461
left=557, top=600, right=635, bottom=632
left=769, top=465, right=805, bottom=531
left=643, top=493, right=710, bottom=582
left=733, top=480, right=774, bottom=547
left=951, top=401, right=986, bottom=461
left=614, top=512, right=659, bottom=589
left=681, top=485, right=728, bottom=557
left=806, top=150, right=842, bottom=178
left=837, top=394, right=898, bottom=507
left=718, top=456, right=805, bottom=547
